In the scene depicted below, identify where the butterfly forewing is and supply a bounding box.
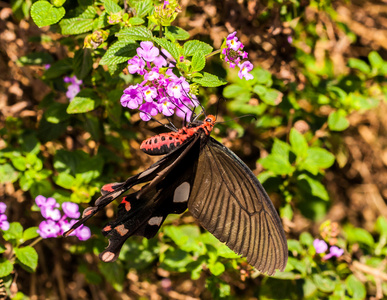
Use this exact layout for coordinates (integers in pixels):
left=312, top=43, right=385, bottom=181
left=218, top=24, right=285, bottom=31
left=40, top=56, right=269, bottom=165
left=188, top=137, right=288, bottom=275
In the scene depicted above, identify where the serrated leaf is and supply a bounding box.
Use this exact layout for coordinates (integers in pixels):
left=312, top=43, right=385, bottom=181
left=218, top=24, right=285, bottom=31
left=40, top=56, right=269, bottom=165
left=3, top=222, right=23, bottom=242
left=14, top=246, right=38, bottom=272
left=271, top=139, right=291, bottom=157
left=183, top=40, right=213, bottom=56
left=312, top=274, right=335, bottom=293
left=223, top=84, right=246, bottom=98
left=99, top=39, right=137, bottom=65
left=127, top=17, right=145, bottom=26
left=328, top=110, right=349, bottom=131
left=45, top=102, right=70, bottom=124
left=345, top=226, right=374, bottom=247
left=59, top=6, right=97, bottom=35
left=290, top=128, right=308, bottom=159
left=0, top=260, right=13, bottom=277
left=116, top=26, right=152, bottom=41
left=152, top=38, right=180, bottom=61
left=103, top=0, right=121, bottom=13
left=208, top=261, right=225, bottom=276
left=133, top=0, right=153, bottom=18
left=298, top=174, right=329, bottom=201
left=31, top=1, right=65, bottom=27
left=191, top=51, right=205, bottom=72
left=43, top=58, right=73, bottom=79
left=67, top=89, right=100, bottom=114
left=192, top=72, right=227, bottom=87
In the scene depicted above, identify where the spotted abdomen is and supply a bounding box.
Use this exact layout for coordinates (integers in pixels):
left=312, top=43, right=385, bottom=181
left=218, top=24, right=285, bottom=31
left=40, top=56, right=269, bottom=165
left=140, top=132, right=188, bottom=155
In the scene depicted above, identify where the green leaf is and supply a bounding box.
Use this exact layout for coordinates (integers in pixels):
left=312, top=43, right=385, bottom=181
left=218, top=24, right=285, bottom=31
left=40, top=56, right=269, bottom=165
left=290, top=128, right=308, bottom=159
left=127, top=17, right=144, bottom=26
left=183, top=40, right=213, bottom=56
left=14, top=246, right=38, bottom=272
left=208, top=261, right=225, bottom=276
left=99, top=39, right=137, bottom=66
left=348, top=58, right=371, bottom=74
left=0, top=260, right=13, bottom=277
left=299, top=232, right=314, bottom=247
left=298, top=174, right=329, bottom=201
left=163, top=225, right=202, bottom=253
left=116, top=26, right=152, bottom=41
left=152, top=38, right=180, bottom=61
left=368, top=51, right=384, bottom=70
left=3, top=222, right=23, bottom=242
left=103, top=0, right=121, bottom=13
left=133, top=0, right=153, bottom=18
left=346, top=274, right=366, bottom=299
left=217, top=244, right=240, bottom=259
left=166, top=26, right=190, bottom=40
left=54, top=172, right=75, bottom=189
left=191, top=51, right=205, bottom=72
left=22, top=227, right=39, bottom=241
left=59, top=6, right=97, bottom=35
left=375, top=216, right=387, bottom=234
left=223, top=84, right=247, bottom=98
left=280, top=203, right=293, bottom=220
left=66, top=89, right=100, bottom=114
left=328, top=110, right=349, bottom=131
left=51, top=0, right=66, bottom=6
left=259, top=154, right=295, bottom=176
left=271, top=139, right=291, bottom=157
left=299, top=148, right=335, bottom=175
left=312, top=273, right=335, bottom=293
left=0, top=163, right=19, bottom=183
left=192, top=72, right=227, bottom=87
left=31, top=1, right=65, bottom=27
left=344, top=226, right=374, bottom=247
left=73, top=48, right=93, bottom=80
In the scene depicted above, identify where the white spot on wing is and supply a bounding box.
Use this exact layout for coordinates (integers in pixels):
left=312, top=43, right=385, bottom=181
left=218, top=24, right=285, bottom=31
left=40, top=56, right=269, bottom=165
left=138, top=165, right=158, bottom=179
left=173, top=182, right=190, bottom=203
left=148, top=216, right=163, bottom=226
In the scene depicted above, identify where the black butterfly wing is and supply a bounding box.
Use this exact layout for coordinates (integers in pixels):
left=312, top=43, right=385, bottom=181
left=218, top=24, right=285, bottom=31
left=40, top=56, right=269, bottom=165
left=95, top=134, right=202, bottom=262
left=188, top=137, right=288, bottom=275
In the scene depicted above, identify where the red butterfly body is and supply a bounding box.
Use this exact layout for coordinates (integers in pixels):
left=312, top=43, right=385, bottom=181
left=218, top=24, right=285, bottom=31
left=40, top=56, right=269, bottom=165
left=65, top=115, right=288, bottom=275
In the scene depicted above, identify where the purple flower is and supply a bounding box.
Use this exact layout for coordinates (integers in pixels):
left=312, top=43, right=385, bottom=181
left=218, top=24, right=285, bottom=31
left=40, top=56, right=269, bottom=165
left=127, top=56, right=145, bottom=75
left=287, top=36, right=293, bottom=44
left=137, top=41, right=160, bottom=62
left=35, top=196, right=59, bottom=208
left=44, top=64, right=51, bottom=69
left=37, top=220, right=61, bottom=238
left=163, top=0, right=169, bottom=9
left=76, top=225, right=91, bottom=241
left=64, top=75, right=82, bottom=85
left=142, top=86, right=158, bottom=102
left=139, top=102, right=158, bottom=121
left=153, top=55, right=167, bottom=68
left=323, top=246, right=344, bottom=260
left=158, top=99, right=175, bottom=116
left=120, top=84, right=143, bottom=109
left=58, top=219, right=77, bottom=236
left=226, top=31, right=242, bottom=51
left=313, top=239, right=328, bottom=254
left=41, top=205, right=61, bottom=221
left=66, top=84, right=81, bottom=101
left=144, top=68, right=160, bottom=81
left=167, top=78, right=189, bottom=99
left=62, top=202, right=81, bottom=219
left=238, top=61, right=254, bottom=80
left=0, top=215, right=9, bottom=231
left=0, top=202, right=6, bottom=214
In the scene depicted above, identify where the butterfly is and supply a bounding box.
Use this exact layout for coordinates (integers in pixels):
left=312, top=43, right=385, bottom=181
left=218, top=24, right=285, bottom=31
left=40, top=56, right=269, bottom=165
left=64, top=114, right=288, bottom=275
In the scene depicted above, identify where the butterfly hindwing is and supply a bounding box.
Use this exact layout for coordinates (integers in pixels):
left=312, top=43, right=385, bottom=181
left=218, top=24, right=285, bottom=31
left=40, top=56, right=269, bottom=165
left=97, top=135, right=202, bottom=262
left=188, top=137, right=288, bottom=276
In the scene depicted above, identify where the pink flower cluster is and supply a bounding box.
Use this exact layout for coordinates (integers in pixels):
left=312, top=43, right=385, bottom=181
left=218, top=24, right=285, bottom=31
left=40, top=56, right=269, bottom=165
left=0, top=202, right=9, bottom=231
left=222, top=31, right=254, bottom=80
left=35, top=196, right=90, bottom=241
left=64, top=75, right=82, bottom=101
left=313, top=239, right=344, bottom=260
left=120, top=41, right=198, bottom=121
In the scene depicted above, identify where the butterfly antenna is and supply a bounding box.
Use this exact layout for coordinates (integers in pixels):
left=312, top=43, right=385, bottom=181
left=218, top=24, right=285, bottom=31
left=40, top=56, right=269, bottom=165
left=138, top=110, right=177, bottom=131
left=214, top=97, right=227, bottom=122
left=215, top=114, right=258, bottom=124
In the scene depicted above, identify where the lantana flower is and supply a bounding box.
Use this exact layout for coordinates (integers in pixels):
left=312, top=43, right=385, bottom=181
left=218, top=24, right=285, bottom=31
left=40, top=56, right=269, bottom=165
left=64, top=75, right=82, bottom=101
left=0, top=202, right=10, bottom=231
left=35, top=196, right=90, bottom=241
